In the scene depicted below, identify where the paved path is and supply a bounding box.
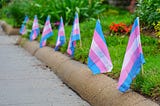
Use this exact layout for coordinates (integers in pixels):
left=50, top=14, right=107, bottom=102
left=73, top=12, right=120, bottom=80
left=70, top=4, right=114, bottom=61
left=0, top=31, right=90, bottom=106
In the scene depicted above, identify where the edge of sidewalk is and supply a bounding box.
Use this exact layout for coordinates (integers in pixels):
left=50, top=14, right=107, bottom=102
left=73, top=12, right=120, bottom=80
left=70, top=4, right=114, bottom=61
left=0, top=20, right=19, bottom=35
left=17, top=37, right=159, bottom=106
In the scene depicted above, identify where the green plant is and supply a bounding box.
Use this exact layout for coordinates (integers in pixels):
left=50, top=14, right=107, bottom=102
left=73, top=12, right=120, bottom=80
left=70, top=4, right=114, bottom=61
left=0, top=0, right=31, bottom=27
left=154, top=25, right=160, bottom=38
left=0, top=0, right=10, bottom=8
left=153, top=9, right=160, bottom=38
left=1, top=0, right=106, bottom=27
left=135, top=0, right=160, bottom=29
left=109, top=22, right=132, bottom=35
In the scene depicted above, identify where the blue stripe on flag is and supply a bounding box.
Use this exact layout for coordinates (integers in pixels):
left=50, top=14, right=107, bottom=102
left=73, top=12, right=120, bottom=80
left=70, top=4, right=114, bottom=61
left=72, top=34, right=80, bottom=41
left=60, top=36, right=65, bottom=41
left=95, top=21, right=106, bottom=43
left=88, top=57, right=101, bottom=74
left=130, top=17, right=139, bottom=34
left=55, top=36, right=66, bottom=51
left=70, top=41, right=75, bottom=56
left=19, top=24, right=25, bottom=34
left=29, top=29, right=40, bottom=41
left=29, top=31, right=34, bottom=41
left=118, top=53, right=145, bottom=92
left=40, top=32, right=53, bottom=48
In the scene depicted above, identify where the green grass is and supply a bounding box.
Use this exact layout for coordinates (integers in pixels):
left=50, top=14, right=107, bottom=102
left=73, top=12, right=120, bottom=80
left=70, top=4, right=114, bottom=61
left=1, top=17, right=15, bottom=27
left=21, top=6, right=160, bottom=101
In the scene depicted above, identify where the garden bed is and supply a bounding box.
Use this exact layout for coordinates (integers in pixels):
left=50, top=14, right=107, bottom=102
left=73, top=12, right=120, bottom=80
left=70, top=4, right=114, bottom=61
left=25, top=10, right=160, bottom=104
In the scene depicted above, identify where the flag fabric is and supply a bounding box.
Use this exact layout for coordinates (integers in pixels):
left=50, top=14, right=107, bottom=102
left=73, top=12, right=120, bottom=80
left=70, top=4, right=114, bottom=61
left=19, top=24, right=26, bottom=35
left=88, top=20, right=113, bottom=75
left=117, top=17, right=145, bottom=92
left=55, top=17, right=66, bottom=51
left=39, top=16, right=53, bottom=48
left=30, top=15, right=40, bottom=41
left=19, top=16, right=29, bottom=35
left=67, top=12, right=81, bottom=56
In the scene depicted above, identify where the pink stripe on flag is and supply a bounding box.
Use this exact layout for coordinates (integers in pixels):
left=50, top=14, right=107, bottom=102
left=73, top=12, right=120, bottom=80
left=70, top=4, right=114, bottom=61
left=56, top=38, right=60, bottom=46
left=118, top=47, right=141, bottom=87
left=34, top=20, right=38, bottom=22
left=124, top=48, right=141, bottom=73
left=91, top=39, right=112, bottom=72
left=75, top=18, right=79, bottom=23
left=58, top=31, right=65, bottom=36
left=73, top=41, right=76, bottom=46
left=73, top=29, right=80, bottom=35
left=33, top=25, right=39, bottom=29
left=90, top=49, right=109, bottom=73
left=33, top=31, right=37, bottom=40
left=42, top=40, right=46, bottom=47
left=122, top=36, right=141, bottom=70
left=67, top=38, right=72, bottom=55
left=58, top=27, right=65, bottom=36
left=22, top=27, right=26, bottom=35
left=45, top=21, right=50, bottom=26
left=42, top=28, right=52, bottom=37
left=94, top=31, right=111, bottom=61
left=127, top=26, right=140, bottom=50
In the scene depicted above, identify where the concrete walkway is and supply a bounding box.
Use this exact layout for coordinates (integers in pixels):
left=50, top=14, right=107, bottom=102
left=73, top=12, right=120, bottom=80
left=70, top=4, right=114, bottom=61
left=0, top=31, right=90, bottom=106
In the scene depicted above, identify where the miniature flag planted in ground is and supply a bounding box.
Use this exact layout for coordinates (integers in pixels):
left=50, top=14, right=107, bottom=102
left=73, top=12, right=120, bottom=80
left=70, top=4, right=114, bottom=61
left=67, top=12, right=81, bottom=56
left=19, top=16, right=29, bottom=35
left=40, top=16, right=53, bottom=48
left=30, top=15, right=40, bottom=41
left=55, top=17, right=66, bottom=51
left=117, top=17, right=145, bottom=92
left=88, top=20, right=113, bottom=75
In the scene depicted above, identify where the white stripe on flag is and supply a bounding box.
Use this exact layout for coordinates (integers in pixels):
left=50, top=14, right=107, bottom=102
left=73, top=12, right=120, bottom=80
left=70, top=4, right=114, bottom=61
left=122, top=35, right=140, bottom=70
left=92, top=40, right=112, bottom=72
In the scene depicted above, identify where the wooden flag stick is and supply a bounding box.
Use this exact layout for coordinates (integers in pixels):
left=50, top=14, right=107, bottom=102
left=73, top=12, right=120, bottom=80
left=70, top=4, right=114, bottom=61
left=141, top=64, right=144, bottom=75
left=79, top=37, right=82, bottom=48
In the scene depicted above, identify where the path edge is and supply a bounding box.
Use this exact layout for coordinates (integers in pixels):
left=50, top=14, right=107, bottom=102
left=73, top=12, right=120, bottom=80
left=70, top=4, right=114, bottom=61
left=0, top=20, right=19, bottom=35
left=17, top=36, right=159, bottom=106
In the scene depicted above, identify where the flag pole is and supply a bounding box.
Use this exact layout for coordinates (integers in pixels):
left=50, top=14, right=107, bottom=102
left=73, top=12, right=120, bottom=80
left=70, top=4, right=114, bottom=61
left=141, top=64, right=144, bottom=75
left=79, top=15, right=82, bottom=48
left=80, top=37, right=82, bottom=48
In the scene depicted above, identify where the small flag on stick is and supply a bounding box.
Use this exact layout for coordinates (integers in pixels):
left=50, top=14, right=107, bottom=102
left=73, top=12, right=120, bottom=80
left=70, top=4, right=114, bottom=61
left=88, top=20, right=113, bottom=75
left=19, top=16, right=29, bottom=35
left=117, top=17, right=145, bottom=92
left=40, top=16, right=53, bottom=48
left=55, top=17, right=66, bottom=51
left=67, top=12, right=81, bottom=56
left=30, top=15, right=40, bottom=41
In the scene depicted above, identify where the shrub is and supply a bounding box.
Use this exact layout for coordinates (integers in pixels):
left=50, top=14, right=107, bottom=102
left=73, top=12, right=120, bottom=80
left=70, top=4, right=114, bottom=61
left=135, top=0, right=160, bottom=29
left=1, top=0, right=106, bottom=26
left=0, top=0, right=30, bottom=27
left=29, top=0, right=106, bottom=25
left=153, top=9, right=160, bottom=38
left=154, top=21, right=160, bottom=38
left=0, top=0, right=11, bottom=8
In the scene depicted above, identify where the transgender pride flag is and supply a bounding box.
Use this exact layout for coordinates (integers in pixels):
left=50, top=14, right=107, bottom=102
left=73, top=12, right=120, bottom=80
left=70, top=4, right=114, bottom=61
left=40, top=16, right=53, bottom=48
left=67, top=12, right=80, bottom=56
left=30, top=15, right=40, bottom=41
left=19, top=16, right=29, bottom=35
left=55, top=17, right=66, bottom=51
left=88, top=20, right=113, bottom=75
left=118, top=17, right=145, bottom=92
